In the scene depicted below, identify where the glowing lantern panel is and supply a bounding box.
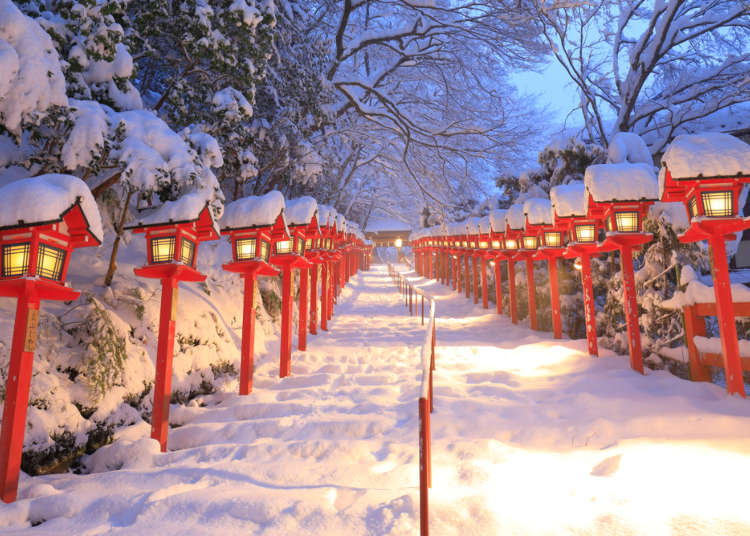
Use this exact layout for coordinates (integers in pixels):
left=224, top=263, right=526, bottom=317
left=491, top=240, right=501, bottom=249
left=505, top=239, right=518, bottom=250
left=614, top=211, right=640, bottom=232
left=522, top=236, right=538, bottom=250
left=701, top=191, right=733, bottom=217
left=151, top=237, right=175, bottom=263
left=180, top=238, right=196, bottom=266
left=276, top=239, right=293, bottom=255
left=574, top=224, right=596, bottom=243
left=36, top=244, right=66, bottom=280
left=543, top=232, right=562, bottom=247
left=1, top=243, right=30, bottom=277
left=235, top=238, right=256, bottom=261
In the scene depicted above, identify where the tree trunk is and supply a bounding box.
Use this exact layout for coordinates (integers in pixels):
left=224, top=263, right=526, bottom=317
left=104, top=189, right=134, bottom=287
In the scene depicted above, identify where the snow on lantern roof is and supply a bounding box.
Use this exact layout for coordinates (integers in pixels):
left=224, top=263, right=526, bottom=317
left=284, top=196, right=318, bottom=226
left=317, top=204, right=336, bottom=227
left=128, top=191, right=219, bottom=238
left=550, top=181, right=586, bottom=218
left=0, top=174, right=103, bottom=243
left=584, top=163, right=658, bottom=210
left=335, top=213, right=347, bottom=232
left=465, top=217, right=481, bottom=235
left=660, top=133, right=750, bottom=192
left=505, top=204, right=526, bottom=230
left=523, top=198, right=553, bottom=226
left=477, top=216, right=492, bottom=234
left=220, top=190, right=286, bottom=233
left=489, top=209, right=507, bottom=233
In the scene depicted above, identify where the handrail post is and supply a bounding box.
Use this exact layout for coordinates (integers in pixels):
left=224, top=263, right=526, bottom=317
left=421, top=295, right=425, bottom=325
left=419, top=396, right=430, bottom=536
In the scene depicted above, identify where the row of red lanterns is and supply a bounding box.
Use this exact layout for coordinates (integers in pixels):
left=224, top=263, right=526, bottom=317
left=0, top=184, right=373, bottom=503
left=411, top=132, right=750, bottom=397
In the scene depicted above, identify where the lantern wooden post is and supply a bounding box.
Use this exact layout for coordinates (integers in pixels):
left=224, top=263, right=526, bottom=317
left=548, top=256, right=562, bottom=338
left=320, top=263, right=328, bottom=331
left=280, top=265, right=293, bottom=377
left=151, top=274, right=179, bottom=450
left=579, top=252, right=598, bottom=356
left=507, top=259, right=518, bottom=324
left=525, top=258, right=537, bottom=330
left=464, top=254, right=470, bottom=299
left=481, top=257, right=488, bottom=309
left=472, top=255, right=479, bottom=305
left=310, top=265, right=318, bottom=335
left=494, top=259, right=503, bottom=314
left=298, top=266, right=309, bottom=351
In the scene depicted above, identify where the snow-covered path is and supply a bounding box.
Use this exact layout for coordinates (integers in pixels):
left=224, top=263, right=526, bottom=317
left=3, top=265, right=750, bottom=535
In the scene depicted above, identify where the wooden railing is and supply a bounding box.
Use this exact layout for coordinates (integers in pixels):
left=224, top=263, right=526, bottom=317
left=683, top=301, right=750, bottom=382
left=387, top=264, right=436, bottom=536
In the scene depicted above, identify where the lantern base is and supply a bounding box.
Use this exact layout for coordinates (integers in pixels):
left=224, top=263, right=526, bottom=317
left=223, top=260, right=279, bottom=277
left=533, top=248, right=565, bottom=262
left=600, top=232, right=653, bottom=251
left=134, top=263, right=206, bottom=282
left=270, top=254, right=311, bottom=269
left=678, top=217, right=750, bottom=244
left=0, top=277, right=80, bottom=301
left=563, top=242, right=602, bottom=259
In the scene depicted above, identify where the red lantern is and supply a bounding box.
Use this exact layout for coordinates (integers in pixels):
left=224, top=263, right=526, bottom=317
left=660, top=133, right=750, bottom=396
left=525, top=197, right=563, bottom=338
left=285, top=197, right=322, bottom=351
left=0, top=175, right=102, bottom=503
left=551, top=181, right=601, bottom=356
left=585, top=162, right=658, bottom=373
left=128, top=195, right=219, bottom=452
left=220, top=192, right=285, bottom=394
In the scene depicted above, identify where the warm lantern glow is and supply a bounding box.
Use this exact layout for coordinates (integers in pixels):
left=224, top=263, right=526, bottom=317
left=462, top=241, right=468, bottom=248
left=180, top=238, right=195, bottom=266
left=505, top=239, right=518, bottom=250
left=36, top=244, right=66, bottom=280
left=151, top=236, right=175, bottom=263
left=615, top=211, right=640, bottom=232
left=305, top=238, right=313, bottom=249
left=522, top=236, right=538, bottom=250
left=2, top=243, right=30, bottom=277
left=574, top=257, right=582, bottom=271
left=395, top=238, right=403, bottom=248
left=701, top=191, right=733, bottom=217
left=479, top=241, right=489, bottom=249
left=543, top=232, right=562, bottom=247
left=470, top=241, right=477, bottom=248
left=260, top=240, right=270, bottom=261
left=574, top=224, right=596, bottom=243
left=235, top=238, right=256, bottom=260
left=276, top=239, right=293, bottom=254
left=491, top=240, right=501, bottom=249
left=296, top=238, right=304, bottom=255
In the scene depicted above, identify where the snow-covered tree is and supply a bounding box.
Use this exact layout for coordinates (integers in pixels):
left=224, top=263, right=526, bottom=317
left=533, top=0, right=750, bottom=151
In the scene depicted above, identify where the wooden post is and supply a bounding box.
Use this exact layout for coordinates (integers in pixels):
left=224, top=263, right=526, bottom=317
left=548, top=257, right=562, bottom=339
left=619, top=245, right=643, bottom=373
left=298, top=267, right=308, bottom=351
left=280, top=267, right=293, bottom=377
left=494, top=260, right=503, bottom=315
left=580, top=253, right=598, bottom=356
left=526, top=257, right=537, bottom=330
left=464, top=255, right=471, bottom=299
left=0, top=292, right=40, bottom=503
left=419, top=396, right=430, bottom=536
left=481, top=257, right=488, bottom=309
left=708, top=237, right=745, bottom=396
left=320, top=263, right=328, bottom=331
left=239, top=275, right=257, bottom=395
left=507, top=259, right=518, bottom=324
left=473, top=256, right=479, bottom=305
left=309, top=265, right=318, bottom=335
left=152, top=277, right=178, bottom=451
left=683, top=304, right=711, bottom=382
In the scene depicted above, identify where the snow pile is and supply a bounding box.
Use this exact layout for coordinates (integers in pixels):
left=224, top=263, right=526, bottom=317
left=212, top=87, right=253, bottom=119
left=607, top=132, right=652, bottom=165
left=660, top=133, right=750, bottom=196
left=61, top=100, right=109, bottom=171
left=0, top=0, right=68, bottom=135
left=550, top=181, right=586, bottom=218
left=335, top=213, right=347, bottom=233
left=465, top=217, right=481, bottom=236
left=662, top=265, right=750, bottom=309
left=648, top=202, right=690, bottom=232
left=523, top=198, right=553, bottom=226
left=694, top=336, right=750, bottom=357
left=0, top=174, right=103, bottom=242
left=489, top=209, right=507, bottom=233
left=221, top=190, right=286, bottom=230
left=584, top=163, right=658, bottom=207
left=505, top=204, right=526, bottom=230
left=285, top=196, right=318, bottom=226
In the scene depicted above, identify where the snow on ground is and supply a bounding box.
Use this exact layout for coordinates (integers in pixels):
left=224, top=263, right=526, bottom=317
left=3, top=266, right=750, bottom=534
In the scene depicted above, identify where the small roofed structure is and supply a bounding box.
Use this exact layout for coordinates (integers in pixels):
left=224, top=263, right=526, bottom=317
left=365, top=216, right=412, bottom=247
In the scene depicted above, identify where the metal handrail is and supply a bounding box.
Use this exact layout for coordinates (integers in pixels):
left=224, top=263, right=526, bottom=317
left=387, top=263, right=435, bottom=536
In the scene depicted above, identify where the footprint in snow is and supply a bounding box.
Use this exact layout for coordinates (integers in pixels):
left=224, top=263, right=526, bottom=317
left=590, top=453, right=622, bottom=477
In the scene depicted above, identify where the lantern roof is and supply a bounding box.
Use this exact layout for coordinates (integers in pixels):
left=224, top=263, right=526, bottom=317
left=550, top=181, right=586, bottom=218
left=584, top=162, right=658, bottom=211
left=220, top=191, right=287, bottom=237
left=0, top=174, right=103, bottom=245
left=660, top=133, right=750, bottom=185
left=523, top=198, right=553, bottom=226
left=505, top=203, right=526, bottom=230
left=128, top=192, right=220, bottom=240
left=489, top=209, right=507, bottom=232
left=477, top=216, right=492, bottom=234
